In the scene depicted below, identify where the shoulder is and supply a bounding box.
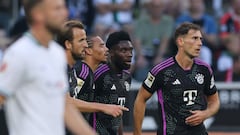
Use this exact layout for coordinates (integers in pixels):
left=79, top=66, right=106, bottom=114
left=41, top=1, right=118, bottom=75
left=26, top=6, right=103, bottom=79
left=176, top=13, right=191, bottom=21
left=150, top=57, right=175, bottom=76
left=194, top=58, right=213, bottom=74
left=5, top=35, right=33, bottom=59
left=203, top=14, right=215, bottom=22
left=220, top=13, right=232, bottom=23
left=161, top=15, right=174, bottom=22
left=74, top=62, right=91, bottom=79
left=94, top=64, right=110, bottom=81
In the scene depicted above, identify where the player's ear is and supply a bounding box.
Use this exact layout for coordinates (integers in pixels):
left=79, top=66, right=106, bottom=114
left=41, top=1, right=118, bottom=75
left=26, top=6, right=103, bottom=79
left=85, top=48, right=92, bottom=55
left=65, top=40, right=72, bottom=50
left=177, top=37, right=184, bottom=47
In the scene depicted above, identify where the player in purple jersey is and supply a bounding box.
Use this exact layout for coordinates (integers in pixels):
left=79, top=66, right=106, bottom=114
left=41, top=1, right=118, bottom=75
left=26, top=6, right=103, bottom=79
left=133, top=22, right=220, bottom=135
left=94, top=31, right=133, bottom=135
left=56, top=20, right=129, bottom=119
left=71, top=36, right=109, bottom=125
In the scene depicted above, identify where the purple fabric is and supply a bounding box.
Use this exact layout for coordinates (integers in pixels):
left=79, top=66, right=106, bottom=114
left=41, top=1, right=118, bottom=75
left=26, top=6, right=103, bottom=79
left=157, top=89, right=167, bottom=135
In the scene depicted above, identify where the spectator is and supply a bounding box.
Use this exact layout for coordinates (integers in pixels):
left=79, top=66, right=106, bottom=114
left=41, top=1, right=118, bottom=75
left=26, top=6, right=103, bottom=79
left=164, top=0, right=189, bottom=19
left=215, top=55, right=240, bottom=82
left=133, top=0, right=174, bottom=81
left=67, top=0, right=95, bottom=34
left=217, top=34, right=240, bottom=71
left=93, top=0, right=134, bottom=40
left=0, top=1, right=11, bottom=30
left=220, top=0, right=240, bottom=39
left=93, top=0, right=118, bottom=39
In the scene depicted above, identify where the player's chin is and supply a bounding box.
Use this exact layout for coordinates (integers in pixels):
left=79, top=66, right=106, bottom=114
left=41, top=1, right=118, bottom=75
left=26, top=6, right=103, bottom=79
left=123, top=63, right=131, bottom=70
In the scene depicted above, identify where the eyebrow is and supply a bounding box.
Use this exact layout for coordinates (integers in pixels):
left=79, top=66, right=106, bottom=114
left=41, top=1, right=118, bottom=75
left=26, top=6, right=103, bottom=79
left=79, top=38, right=86, bottom=42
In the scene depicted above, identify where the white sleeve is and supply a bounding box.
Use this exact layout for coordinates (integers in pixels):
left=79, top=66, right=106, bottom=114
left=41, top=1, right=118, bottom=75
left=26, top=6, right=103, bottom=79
left=0, top=49, right=25, bottom=97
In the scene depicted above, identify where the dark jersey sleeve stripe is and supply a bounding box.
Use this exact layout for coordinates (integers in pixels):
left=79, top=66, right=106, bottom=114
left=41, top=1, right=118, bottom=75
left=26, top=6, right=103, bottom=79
left=94, top=68, right=110, bottom=81
left=151, top=57, right=174, bottom=76
left=94, top=64, right=108, bottom=76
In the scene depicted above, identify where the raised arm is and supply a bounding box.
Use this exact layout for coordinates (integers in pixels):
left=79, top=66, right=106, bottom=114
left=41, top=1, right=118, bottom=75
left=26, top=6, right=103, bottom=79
left=133, top=86, right=153, bottom=135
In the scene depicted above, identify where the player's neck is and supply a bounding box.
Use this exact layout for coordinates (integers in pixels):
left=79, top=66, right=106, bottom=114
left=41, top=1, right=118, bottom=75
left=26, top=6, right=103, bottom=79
left=66, top=51, right=75, bottom=68
left=175, top=53, right=194, bottom=70
left=82, top=57, right=99, bottom=72
left=109, top=62, right=122, bottom=74
left=30, top=26, right=53, bottom=48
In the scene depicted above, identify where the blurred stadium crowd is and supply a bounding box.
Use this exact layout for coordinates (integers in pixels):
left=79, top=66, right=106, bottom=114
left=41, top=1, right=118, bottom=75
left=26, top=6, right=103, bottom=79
left=0, top=0, right=240, bottom=82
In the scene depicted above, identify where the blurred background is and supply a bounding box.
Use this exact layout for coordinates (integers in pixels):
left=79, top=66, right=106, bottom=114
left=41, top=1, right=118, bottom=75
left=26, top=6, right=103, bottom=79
left=0, top=0, right=240, bottom=134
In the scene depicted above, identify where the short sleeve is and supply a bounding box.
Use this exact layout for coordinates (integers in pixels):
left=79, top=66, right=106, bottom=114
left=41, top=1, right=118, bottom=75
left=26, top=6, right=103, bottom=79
left=0, top=50, right=25, bottom=97
left=204, top=68, right=217, bottom=96
left=142, top=71, right=161, bottom=94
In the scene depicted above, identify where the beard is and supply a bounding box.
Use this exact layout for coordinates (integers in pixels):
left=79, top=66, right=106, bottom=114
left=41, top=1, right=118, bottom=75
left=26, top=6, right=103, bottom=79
left=71, top=51, right=84, bottom=61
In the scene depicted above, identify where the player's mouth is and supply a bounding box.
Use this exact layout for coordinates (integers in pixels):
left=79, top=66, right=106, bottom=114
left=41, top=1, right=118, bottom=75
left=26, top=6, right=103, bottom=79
left=104, top=52, right=109, bottom=58
left=125, top=60, right=132, bottom=65
left=196, top=48, right=201, bottom=52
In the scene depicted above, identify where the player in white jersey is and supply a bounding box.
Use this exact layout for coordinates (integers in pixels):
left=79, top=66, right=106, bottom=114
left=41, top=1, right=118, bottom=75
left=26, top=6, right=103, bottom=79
left=0, top=0, right=96, bottom=135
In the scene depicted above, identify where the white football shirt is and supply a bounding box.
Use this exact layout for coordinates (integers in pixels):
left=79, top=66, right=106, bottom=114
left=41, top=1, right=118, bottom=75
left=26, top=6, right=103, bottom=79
left=0, top=32, right=68, bottom=135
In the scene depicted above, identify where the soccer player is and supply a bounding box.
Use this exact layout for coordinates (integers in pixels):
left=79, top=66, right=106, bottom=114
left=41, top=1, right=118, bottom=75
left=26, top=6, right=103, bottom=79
left=56, top=20, right=129, bottom=118
left=94, top=31, right=133, bottom=135
left=133, top=22, right=220, bottom=135
left=71, top=36, right=110, bottom=124
left=0, top=0, right=96, bottom=135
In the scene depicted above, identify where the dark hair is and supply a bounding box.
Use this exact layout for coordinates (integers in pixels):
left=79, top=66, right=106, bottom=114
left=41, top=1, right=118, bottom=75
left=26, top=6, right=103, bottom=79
left=174, top=22, right=201, bottom=42
left=56, top=20, right=84, bottom=49
left=22, top=0, right=43, bottom=24
left=106, top=31, right=131, bottom=50
left=86, top=36, right=98, bottom=48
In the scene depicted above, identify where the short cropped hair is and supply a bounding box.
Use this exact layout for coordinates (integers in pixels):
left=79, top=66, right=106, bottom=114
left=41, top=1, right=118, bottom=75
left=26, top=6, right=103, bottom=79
left=106, top=31, right=131, bottom=50
left=22, top=0, right=43, bottom=24
left=56, top=20, right=85, bottom=49
left=86, top=36, right=98, bottom=48
left=174, top=22, right=201, bottom=42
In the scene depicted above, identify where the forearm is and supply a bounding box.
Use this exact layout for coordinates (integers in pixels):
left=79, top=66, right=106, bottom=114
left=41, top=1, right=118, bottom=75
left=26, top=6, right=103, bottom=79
left=204, top=93, right=220, bottom=119
left=67, top=95, right=103, bottom=112
left=118, top=119, right=123, bottom=135
left=64, top=100, right=96, bottom=135
left=133, top=97, right=146, bottom=135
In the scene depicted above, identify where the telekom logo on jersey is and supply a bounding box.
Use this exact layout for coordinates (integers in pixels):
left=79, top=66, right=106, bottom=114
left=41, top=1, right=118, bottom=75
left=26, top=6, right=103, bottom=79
left=183, top=90, right=198, bottom=105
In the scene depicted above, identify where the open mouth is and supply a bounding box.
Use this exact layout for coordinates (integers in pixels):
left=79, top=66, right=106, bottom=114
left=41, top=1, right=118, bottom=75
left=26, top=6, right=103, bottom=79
left=125, top=61, right=132, bottom=65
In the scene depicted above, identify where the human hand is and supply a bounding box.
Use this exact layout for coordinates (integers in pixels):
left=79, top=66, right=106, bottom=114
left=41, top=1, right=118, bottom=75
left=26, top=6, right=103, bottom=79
left=102, top=104, right=129, bottom=117
left=185, top=110, right=208, bottom=126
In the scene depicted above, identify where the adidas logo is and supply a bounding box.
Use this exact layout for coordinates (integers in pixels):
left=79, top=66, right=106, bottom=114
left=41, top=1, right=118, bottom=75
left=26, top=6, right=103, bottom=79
left=172, top=79, right=181, bottom=85
left=111, top=84, right=116, bottom=90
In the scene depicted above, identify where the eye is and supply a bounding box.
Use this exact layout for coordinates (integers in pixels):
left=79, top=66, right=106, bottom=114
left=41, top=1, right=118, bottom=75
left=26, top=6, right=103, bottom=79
left=79, top=38, right=86, bottom=43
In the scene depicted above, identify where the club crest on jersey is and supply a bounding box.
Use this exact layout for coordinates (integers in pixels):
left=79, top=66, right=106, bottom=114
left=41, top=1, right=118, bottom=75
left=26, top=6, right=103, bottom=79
left=124, top=81, right=130, bottom=91
left=75, top=78, right=85, bottom=93
left=144, top=72, right=155, bottom=88
left=195, top=73, right=204, bottom=84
